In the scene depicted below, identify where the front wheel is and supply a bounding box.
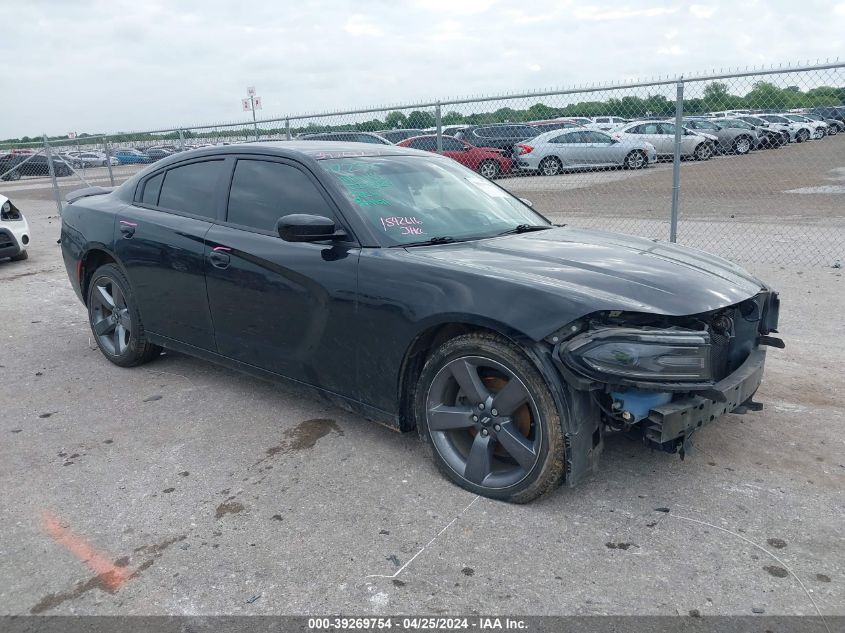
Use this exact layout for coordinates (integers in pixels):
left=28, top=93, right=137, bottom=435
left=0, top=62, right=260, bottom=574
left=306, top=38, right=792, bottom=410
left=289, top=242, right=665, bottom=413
left=478, top=160, right=500, bottom=179
left=732, top=136, right=752, bottom=155
left=796, top=129, right=810, bottom=143
left=415, top=332, right=566, bottom=503
left=693, top=143, right=713, bottom=161
left=623, top=150, right=646, bottom=169
left=87, top=264, right=161, bottom=367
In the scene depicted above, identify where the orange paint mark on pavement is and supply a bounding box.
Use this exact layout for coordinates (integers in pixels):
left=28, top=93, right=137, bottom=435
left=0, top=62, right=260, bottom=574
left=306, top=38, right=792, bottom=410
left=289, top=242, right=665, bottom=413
left=42, top=511, right=131, bottom=591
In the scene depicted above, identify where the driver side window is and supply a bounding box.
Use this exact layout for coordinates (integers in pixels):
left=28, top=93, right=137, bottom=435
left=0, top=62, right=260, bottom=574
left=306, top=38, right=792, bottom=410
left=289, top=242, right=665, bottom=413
left=226, top=159, right=335, bottom=233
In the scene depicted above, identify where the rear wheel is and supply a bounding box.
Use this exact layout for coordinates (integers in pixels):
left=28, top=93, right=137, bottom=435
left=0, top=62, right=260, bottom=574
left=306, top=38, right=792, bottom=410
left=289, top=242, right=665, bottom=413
left=796, top=129, right=810, bottom=143
left=623, top=150, right=646, bottom=169
left=693, top=143, right=713, bottom=161
left=538, top=156, right=562, bottom=176
left=87, top=264, right=161, bottom=367
left=732, top=135, right=752, bottom=155
left=2, top=169, right=21, bottom=181
left=10, top=250, right=28, bottom=261
left=478, top=160, right=500, bottom=179
left=415, top=332, right=566, bottom=503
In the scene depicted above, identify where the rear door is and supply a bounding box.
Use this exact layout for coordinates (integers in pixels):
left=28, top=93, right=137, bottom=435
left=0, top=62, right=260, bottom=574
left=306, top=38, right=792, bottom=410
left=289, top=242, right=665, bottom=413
left=204, top=156, right=360, bottom=396
left=114, top=158, right=226, bottom=350
left=549, top=131, right=591, bottom=166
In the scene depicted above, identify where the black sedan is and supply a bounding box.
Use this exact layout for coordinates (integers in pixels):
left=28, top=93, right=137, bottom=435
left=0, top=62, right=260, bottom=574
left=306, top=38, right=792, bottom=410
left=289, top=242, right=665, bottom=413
left=0, top=153, right=73, bottom=180
left=60, top=142, right=781, bottom=502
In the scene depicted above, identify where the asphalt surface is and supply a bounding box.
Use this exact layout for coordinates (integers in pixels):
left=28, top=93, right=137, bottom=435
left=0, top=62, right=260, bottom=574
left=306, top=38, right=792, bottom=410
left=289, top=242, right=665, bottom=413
left=0, top=194, right=843, bottom=618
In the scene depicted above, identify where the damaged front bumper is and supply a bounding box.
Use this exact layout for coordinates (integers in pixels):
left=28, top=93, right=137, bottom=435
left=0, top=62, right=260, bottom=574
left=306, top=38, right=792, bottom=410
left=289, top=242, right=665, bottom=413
left=551, top=290, right=781, bottom=454
left=643, top=347, right=765, bottom=446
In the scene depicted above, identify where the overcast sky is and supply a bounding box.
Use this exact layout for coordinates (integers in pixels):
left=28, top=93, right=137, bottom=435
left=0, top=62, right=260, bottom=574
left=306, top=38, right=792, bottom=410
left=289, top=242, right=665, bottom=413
left=2, top=0, right=844, bottom=139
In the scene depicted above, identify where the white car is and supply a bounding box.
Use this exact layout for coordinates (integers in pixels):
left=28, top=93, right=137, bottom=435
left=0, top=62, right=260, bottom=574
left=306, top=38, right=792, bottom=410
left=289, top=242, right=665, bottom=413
left=0, top=195, right=30, bottom=262
left=756, top=114, right=814, bottom=142
left=781, top=114, right=828, bottom=139
left=590, top=116, right=630, bottom=130
left=514, top=128, right=657, bottom=174
left=612, top=120, right=714, bottom=160
left=68, top=151, right=119, bottom=168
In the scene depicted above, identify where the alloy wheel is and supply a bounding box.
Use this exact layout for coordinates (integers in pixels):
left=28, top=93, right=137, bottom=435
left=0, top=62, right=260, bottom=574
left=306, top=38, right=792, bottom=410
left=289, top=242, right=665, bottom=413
left=426, top=355, right=542, bottom=489
left=540, top=157, right=561, bottom=176
left=479, top=161, right=499, bottom=179
left=735, top=137, right=751, bottom=154
left=626, top=151, right=645, bottom=169
left=90, top=279, right=132, bottom=355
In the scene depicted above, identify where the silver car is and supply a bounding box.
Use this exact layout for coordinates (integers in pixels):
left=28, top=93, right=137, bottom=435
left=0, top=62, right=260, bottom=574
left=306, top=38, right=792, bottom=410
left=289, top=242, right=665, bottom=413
left=683, top=118, right=758, bottom=154
left=613, top=120, right=714, bottom=160
left=514, top=128, right=657, bottom=175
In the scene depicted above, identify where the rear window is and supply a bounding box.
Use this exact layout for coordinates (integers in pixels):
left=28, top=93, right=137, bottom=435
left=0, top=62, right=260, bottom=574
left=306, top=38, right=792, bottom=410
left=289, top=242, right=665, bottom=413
left=157, top=160, right=224, bottom=218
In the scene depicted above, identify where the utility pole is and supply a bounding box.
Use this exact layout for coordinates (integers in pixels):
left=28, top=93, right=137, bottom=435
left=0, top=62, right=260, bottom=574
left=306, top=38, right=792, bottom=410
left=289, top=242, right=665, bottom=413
left=242, top=87, right=262, bottom=141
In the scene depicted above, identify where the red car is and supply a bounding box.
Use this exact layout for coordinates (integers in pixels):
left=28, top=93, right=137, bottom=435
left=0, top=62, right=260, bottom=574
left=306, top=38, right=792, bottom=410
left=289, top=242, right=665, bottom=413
left=397, top=135, right=513, bottom=178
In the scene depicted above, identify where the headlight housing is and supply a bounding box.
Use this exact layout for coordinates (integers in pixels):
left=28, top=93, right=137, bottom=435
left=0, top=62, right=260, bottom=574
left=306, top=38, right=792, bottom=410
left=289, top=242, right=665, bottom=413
left=562, top=328, right=712, bottom=383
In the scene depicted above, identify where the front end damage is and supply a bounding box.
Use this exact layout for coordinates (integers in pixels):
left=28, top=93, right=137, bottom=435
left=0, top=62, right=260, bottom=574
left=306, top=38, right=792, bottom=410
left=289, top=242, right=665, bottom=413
left=551, top=290, right=782, bottom=458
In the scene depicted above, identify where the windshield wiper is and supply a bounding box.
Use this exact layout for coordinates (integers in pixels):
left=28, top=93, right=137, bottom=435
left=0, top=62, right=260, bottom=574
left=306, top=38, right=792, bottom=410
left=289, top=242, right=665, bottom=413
left=396, top=236, right=458, bottom=248
left=494, top=224, right=554, bottom=237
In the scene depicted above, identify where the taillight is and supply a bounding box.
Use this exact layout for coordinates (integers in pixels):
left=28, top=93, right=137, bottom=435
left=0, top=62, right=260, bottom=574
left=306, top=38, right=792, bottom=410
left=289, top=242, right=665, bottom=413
left=516, top=144, right=533, bottom=155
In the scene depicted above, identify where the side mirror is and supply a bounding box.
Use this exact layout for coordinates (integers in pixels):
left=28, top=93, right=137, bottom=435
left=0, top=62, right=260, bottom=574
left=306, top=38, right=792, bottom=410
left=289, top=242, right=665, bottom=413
left=519, top=198, right=533, bottom=208
left=276, top=214, right=346, bottom=242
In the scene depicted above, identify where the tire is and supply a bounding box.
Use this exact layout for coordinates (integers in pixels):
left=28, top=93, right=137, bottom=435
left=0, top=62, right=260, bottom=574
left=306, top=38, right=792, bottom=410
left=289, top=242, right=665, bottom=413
left=538, top=156, right=562, bottom=176
left=732, top=135, right=752, bottom=155
left=2, top=169, right=21, bottom=182
left=102, top=160, right=109, bottom=167
left=414, top=332, right=566, bottom=503
left=796, top=129, right=810, bottom=143
left=87, top=264, right=161, bottom=367
left=827, top=125, right=837, bottom=136
left=10, top=250, right=28, bottom=261
left=623, top=150, right=646, bottom=169
left=478, top=160, right=500, bottom=179
left=693, top=142, right=712, bottom=161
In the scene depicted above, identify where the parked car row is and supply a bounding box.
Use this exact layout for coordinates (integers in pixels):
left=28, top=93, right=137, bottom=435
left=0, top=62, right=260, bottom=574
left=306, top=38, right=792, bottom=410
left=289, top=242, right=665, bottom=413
left=10, top=105, right=839, bottom=183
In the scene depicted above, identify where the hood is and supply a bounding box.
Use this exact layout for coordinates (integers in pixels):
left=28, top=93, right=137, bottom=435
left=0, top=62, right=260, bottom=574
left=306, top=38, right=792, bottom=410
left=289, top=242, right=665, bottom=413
left=406, top=227, right=765, bottom=323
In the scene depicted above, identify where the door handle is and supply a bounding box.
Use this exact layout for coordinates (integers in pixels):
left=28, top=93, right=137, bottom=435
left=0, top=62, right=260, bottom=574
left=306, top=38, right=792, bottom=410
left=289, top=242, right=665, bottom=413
left=209, top=246, right=231, bottom=269
left=119, top=220, right=136, bottom=238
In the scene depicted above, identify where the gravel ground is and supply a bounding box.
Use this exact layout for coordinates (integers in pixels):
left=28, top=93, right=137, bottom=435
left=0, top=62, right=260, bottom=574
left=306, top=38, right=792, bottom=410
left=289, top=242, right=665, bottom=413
left=0, top=195, right=842, bottom=618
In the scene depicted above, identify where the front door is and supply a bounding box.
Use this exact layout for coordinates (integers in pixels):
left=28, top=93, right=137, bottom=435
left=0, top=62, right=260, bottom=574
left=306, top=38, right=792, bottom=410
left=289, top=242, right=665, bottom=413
left=204, top=157, right=359, bottom=397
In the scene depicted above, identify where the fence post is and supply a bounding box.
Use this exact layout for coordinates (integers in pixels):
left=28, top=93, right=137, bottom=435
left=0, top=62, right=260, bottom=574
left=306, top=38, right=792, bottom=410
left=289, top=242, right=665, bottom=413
left=103, top=135, right=115, bottom=186
left=435, top=101, right=443, bottom=153
left=43, top=135, right=63, bottom=216
left=669, top=78, right=684, bottom=243
left=285, top=118, right=291, bottom=141
left=178, top=129, right=186, bottom=151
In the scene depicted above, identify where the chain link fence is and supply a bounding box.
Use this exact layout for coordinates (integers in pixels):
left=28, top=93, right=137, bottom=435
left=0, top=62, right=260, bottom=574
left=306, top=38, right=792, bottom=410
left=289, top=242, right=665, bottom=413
left=2, top=62, right=843, bottom=267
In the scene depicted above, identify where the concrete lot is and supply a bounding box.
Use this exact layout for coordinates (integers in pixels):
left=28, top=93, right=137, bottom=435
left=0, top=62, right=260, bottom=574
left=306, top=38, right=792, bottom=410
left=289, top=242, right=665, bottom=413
left=0, top=139, right=843, bottom=617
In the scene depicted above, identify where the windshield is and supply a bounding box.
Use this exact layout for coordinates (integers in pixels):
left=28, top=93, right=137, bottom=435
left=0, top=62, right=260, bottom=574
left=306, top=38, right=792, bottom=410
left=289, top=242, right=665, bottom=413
left=320, top=155, right=549, bottom=246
